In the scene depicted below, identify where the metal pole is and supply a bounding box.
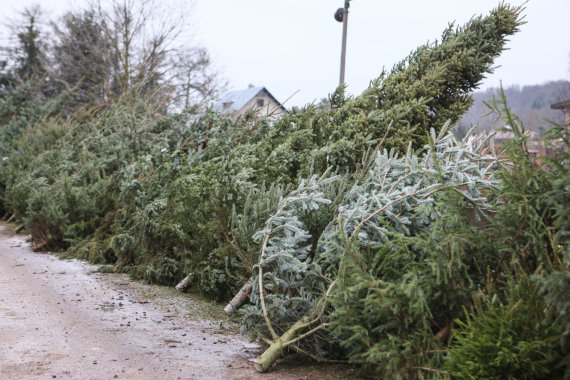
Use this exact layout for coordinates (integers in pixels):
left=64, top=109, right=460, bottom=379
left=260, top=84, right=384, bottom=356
left=339, top=0, right=349, bottom=86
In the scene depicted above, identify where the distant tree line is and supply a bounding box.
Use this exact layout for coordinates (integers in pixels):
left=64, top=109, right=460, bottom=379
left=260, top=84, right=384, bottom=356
left=454, top=80, right=569, bottom=138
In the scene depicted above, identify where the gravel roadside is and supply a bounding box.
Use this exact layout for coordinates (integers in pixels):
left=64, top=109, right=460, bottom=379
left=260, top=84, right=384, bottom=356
left=0, top=222, right=349, bottom=380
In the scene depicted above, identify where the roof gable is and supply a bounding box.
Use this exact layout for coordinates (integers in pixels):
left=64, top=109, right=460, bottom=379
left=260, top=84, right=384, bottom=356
left=214, top=86, right=286, bottom=114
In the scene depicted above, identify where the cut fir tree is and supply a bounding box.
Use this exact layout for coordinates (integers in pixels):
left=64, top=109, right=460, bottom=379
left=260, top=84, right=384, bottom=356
left=232, top=3, right=524, bottom=373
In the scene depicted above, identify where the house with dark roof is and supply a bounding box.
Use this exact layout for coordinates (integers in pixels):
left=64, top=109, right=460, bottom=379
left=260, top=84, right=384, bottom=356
left=214, top=85, right=287, bottom=120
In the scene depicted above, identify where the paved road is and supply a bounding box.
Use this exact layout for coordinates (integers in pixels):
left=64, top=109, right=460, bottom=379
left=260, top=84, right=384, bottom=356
left=0, top=222, right=265, bottom=380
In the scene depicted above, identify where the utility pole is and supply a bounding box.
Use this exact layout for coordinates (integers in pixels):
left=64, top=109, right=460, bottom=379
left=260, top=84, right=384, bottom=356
left=335, top=0, right=350, bottom=86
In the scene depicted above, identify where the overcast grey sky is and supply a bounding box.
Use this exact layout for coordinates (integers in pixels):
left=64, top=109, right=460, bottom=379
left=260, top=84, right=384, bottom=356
left=4, top=0, right=570, bottom=107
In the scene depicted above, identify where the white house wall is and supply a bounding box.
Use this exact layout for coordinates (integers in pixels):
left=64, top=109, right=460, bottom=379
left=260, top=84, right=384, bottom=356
left=234, top=92, right=286, bottom=121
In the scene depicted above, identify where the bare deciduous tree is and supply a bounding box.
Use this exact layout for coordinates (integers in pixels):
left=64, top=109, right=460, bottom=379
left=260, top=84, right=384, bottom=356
left=171, top=48, right=226, bottom=110
left=87, top=0, right=224, bottom=109
left=3, top=0, right=225, bottom=110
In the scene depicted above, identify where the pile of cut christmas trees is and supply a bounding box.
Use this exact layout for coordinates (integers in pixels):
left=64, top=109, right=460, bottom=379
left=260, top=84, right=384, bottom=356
left=0, top=2, right=567, bottom=377
left=217, top=4, right=569, bottom=378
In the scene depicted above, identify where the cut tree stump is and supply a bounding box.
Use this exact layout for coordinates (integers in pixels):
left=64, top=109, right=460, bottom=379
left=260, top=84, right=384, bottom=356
left=6, top=214, right=15, bottom=223
left=15, top=224, right=25, bottom=233
left=175, top=274, right=193, bottom=292
left=1, top=212, right=10, bottom=221
left=434, top=324, right=451, bottom=343
left=32, top=241, right=49, bottom=252
left=252, top=316, right=311, bottom=372
left=224, top=279, right=253, bottom=315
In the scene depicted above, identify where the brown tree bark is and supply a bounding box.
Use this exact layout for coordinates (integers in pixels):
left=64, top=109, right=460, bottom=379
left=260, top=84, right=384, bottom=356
left=251, top=316, right=311, bottom=372
left=32, top=241, right=48, bottom=252
left=175, top=274, right=193, bottom=292
left=223, top=279, right=252, bottom=315
left=434, top=324, right=451, bottom=343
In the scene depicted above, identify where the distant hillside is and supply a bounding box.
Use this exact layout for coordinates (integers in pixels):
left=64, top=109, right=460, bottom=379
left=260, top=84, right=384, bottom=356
left=455, top=80, right=569, bottom=137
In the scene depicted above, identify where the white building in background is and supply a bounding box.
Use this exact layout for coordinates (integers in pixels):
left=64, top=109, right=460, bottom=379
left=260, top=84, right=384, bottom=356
left=214, top=85, right=287, bottom=121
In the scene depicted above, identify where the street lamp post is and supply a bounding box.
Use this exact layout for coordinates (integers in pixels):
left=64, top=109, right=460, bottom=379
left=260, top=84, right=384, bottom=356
left=335, top=0, right=350, bottom=86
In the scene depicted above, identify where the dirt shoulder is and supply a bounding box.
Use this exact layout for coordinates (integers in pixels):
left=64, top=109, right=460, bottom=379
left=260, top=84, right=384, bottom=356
left=0, top=222, right=353, bottom=380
